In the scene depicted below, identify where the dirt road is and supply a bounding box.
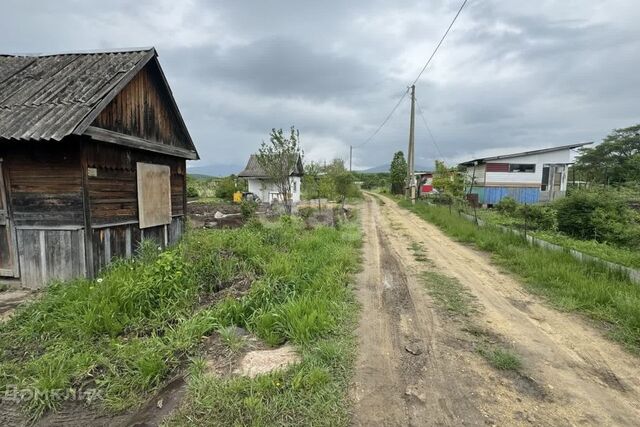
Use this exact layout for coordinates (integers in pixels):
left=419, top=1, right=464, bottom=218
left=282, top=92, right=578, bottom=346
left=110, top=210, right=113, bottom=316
left=351, top=194, right=640, bottom=426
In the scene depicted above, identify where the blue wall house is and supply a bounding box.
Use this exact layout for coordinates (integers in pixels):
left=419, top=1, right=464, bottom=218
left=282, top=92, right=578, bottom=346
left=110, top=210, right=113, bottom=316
left=459, top=142, right=591, bottom=206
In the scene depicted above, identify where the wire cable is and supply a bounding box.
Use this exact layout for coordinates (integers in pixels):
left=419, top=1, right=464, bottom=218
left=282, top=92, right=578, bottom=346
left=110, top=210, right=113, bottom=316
left=411, top=0, right=468, bottom=86
left=356, top=0, right=469, bottom=148
left=354, top=87, right=409, bottom=148
left=415, top=98, right=444, bottom=159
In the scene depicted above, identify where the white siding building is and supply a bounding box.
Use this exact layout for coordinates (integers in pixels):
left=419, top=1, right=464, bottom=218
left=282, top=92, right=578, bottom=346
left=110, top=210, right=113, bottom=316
left=238, top=154, right=303, bottom=204
left=459, top=142, right=591, bottom=205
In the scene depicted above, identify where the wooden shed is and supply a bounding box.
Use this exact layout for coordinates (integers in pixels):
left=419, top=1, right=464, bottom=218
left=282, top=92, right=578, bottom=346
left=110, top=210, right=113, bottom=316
left=0, top=48, right=199, bottom=288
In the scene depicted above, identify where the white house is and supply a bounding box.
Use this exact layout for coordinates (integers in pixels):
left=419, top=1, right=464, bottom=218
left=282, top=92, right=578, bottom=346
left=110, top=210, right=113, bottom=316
left=238, top=154, right=303, bottom=204
left=459, top=142, right=591, bottom=206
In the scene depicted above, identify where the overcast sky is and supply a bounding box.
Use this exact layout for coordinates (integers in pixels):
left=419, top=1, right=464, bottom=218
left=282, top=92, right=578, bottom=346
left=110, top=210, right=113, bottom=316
left=2, top=0, right=639, bottom=170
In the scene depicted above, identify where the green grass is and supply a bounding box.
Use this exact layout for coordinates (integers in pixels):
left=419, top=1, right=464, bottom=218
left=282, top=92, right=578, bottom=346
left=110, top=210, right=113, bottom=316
left=420, top=271, right=475, bottom=316
left=477, top=209, right=640, bottom=269
left=476, top=345, right=522, bottom=371
left=399, top=200, right=640, bottom=353
left=0, top=217, right=362, bottom=424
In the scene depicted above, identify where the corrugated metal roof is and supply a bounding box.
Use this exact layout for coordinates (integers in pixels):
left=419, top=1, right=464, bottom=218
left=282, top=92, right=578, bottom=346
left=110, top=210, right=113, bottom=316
left=0, top=48, right=154, bottom=141
left=459, top=142, right=593, bottom=166
left=238, top=154, right=304, bottom=178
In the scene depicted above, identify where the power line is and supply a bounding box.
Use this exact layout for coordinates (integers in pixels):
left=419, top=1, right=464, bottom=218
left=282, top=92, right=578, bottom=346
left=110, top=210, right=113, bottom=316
left=354, top=87, right=409, bottom=148
left=411, top=0, right=469, bottom=86
left=415, top=98, right=444, bottom=159
left=356, top=0, right=469, bottom=148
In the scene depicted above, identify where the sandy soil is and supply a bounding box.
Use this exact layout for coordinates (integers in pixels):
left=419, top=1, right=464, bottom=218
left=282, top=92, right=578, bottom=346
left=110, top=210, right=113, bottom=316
left=0, top=290, right=33, bottom=322
left=351, top=194, right=640, bottom=426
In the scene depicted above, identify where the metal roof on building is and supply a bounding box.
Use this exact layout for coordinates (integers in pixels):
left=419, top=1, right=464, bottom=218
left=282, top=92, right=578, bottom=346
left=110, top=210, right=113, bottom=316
left=459, top=142, right=593, bottom=166
left=238, top=154, right=304, bottom=178
left=0, top=48, right=155, bottom=141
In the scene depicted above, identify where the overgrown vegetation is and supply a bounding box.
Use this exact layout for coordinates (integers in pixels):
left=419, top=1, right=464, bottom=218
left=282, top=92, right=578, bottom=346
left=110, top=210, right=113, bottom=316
left=482, top=189, right=640, bottom=267
left=301, top=159, right=361, bottom=202
left=215, top=175, right=247, bottom=201
left=186, top=174, right=247, bottom=201
left=0, top=217, right=361, bottom=424
left=401, top=200, right=640, bottom=353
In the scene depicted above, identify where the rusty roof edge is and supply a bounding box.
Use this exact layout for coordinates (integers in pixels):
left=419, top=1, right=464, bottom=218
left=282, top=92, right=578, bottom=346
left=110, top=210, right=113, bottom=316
left=70, top=48, right=157, bottom=137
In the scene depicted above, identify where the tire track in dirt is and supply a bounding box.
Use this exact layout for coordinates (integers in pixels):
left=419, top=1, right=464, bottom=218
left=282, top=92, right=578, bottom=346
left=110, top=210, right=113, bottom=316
left=370, top=193, right=640, bottom=426
left=352, top=196, right=485, bottom=426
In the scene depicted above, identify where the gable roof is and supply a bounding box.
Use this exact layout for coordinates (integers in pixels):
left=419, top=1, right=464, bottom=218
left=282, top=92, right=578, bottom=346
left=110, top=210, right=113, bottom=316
left=459, top=142, right=592, bottom=166
left=0, top=48, right=197, bottom=158
left=238, top=154, right=304, bottom=178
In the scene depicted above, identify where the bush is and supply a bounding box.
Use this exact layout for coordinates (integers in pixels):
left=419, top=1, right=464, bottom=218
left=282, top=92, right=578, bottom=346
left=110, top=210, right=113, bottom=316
left=555, top=190, right=640, bottom=247
left=495, top=197, right=518, bottom=216
left=215, top=176, right=240, bottom=200
left=517, top=204, right=556, bottom=231
left=240, top=200, right=257, bottom=220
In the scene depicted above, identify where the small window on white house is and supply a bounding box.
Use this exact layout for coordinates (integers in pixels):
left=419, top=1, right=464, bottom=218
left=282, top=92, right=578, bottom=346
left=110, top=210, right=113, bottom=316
left=509, top=164, right=536, bottom=173
left=293, top=181, right=297, bottom=192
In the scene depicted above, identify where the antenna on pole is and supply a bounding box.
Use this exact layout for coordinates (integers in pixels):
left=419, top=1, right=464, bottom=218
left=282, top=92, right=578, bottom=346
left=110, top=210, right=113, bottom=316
left=349, top=145, right=353, bottom=172
left=406, top=85, right=416, bottom=204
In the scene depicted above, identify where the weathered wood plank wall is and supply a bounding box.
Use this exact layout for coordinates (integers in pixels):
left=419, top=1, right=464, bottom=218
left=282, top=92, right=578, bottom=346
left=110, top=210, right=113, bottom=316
left=4, top=141, right=84, bottom=227
left=92, top=63, right=189, bottom=148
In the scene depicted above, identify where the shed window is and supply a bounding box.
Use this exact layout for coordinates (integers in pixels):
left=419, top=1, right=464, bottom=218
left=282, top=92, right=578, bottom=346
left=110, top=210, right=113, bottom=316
left=509, top=164, right=535, bottom=173
left=293, top=180, right=297, bottom=192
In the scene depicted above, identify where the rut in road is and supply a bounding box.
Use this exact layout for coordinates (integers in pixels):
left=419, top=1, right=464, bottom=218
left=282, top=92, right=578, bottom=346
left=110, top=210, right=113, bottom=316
left=352, top=196, right=485, bottom=426
left=351, top=194, right=640, bottom=426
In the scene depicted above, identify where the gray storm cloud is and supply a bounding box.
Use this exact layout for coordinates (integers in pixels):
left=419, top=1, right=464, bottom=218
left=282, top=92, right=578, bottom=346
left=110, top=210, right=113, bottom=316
left=1, top=0, right=639, bottom=170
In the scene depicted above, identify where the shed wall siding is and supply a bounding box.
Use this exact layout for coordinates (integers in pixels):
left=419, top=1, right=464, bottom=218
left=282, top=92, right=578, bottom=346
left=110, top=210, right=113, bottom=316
left=92, top=62, right=190, bottom=150
left=85, top=141, right=185, bottom=226
left=3, top=141, right=84, bottom=227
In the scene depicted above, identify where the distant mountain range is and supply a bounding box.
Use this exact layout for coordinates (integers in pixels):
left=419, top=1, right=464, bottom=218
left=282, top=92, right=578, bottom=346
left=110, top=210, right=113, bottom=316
left=187, top=163, right=244, bottom=177
left=188, top=163, right=432, bottom=176
left=355, top=164, right=432, bottom=173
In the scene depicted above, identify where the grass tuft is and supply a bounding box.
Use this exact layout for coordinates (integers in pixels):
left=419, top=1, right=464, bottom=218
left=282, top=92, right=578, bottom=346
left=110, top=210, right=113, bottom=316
left=476, top=345, right=522, bottom=371
left=421, top=271, right=476, bottom=316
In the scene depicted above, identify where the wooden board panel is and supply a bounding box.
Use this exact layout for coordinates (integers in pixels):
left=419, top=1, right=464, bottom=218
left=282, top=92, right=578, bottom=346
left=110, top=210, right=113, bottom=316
left=137, top=163, right=171, bottom=229
left=16, top=228, right=85, bottom=288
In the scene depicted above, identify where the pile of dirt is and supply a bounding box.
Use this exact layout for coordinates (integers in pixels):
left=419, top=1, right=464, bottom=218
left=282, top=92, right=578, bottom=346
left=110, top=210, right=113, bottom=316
left=187, top=201, right=244, bottom=229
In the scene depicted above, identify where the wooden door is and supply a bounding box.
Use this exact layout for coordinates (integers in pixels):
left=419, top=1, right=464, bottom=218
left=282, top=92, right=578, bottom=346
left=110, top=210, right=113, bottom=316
left=0, top=160, right=18, bottom=277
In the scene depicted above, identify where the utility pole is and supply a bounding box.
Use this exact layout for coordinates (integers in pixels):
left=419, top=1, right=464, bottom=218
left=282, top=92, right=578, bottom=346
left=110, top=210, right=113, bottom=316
left=349, top=145, right=352, bottom=172
left=406, top=84, right=416, bottom=204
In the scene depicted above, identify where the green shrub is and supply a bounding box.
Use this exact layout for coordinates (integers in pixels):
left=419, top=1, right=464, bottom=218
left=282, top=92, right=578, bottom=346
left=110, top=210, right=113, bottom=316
left=298, top=206, right=314, bottom=220
left=517, top=204, right=556, bottom=231
left=215, top=176, right=239, bottom=200
left=555, top=190, right=640, bottom=247
left=495, top=197, right=518, bottom=216
left=240, top=200, right=257, bottom=220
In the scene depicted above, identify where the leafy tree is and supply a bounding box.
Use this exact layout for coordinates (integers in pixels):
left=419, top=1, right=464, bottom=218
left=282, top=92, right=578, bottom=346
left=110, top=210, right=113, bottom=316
left=432, top=160, right=464, bottom=197
left=256, top=127, right=303, bottom=214
left=574, top=124, right=640, bottom=185
left=215, top=175, right=240, bottom=200
left=389, top=151, right=407, bottom=195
